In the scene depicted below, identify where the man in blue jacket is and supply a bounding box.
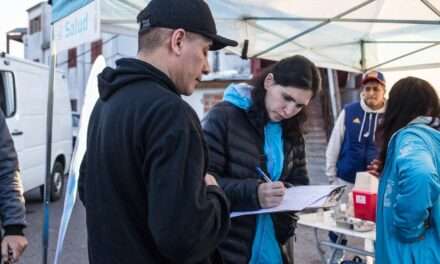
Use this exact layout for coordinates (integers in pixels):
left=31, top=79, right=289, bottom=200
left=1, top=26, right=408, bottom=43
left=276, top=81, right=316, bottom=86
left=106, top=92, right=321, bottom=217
left=326, top=71, right=386, bottom=187
left=325, top=71, right=386, bottom=262
left=0, top=110, right=27, bottom=263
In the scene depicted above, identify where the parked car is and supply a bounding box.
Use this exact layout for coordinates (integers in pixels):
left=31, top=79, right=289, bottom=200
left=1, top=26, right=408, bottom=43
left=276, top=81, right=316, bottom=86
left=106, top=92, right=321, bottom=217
left=0, top=53, right=72, bottom=201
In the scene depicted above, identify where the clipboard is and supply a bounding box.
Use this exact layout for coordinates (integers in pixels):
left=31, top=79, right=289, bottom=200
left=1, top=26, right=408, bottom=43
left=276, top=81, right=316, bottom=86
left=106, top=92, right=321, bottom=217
left=230, top=184, right=346, bottom=218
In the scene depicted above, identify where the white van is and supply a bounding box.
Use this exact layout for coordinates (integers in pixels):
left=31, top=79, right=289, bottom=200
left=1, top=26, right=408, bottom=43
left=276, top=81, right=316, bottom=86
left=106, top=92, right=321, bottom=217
left=0, top=53, right=72, bottom=201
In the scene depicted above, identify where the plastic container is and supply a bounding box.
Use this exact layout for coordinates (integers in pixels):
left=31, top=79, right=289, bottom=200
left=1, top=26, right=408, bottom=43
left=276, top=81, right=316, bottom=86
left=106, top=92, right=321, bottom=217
left=351, top=172, right=378, bottom=222
left=352, top=190, right=377, bottom=222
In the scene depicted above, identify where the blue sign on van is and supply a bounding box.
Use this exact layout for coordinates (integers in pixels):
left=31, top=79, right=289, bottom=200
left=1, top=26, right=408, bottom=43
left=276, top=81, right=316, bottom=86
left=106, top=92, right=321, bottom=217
left=51, top=0, right=94, bottom=23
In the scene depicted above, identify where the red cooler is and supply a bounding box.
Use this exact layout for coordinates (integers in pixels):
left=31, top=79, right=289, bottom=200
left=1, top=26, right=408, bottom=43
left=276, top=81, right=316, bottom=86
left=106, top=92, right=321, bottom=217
left=352, top=190, right=377, bottom=222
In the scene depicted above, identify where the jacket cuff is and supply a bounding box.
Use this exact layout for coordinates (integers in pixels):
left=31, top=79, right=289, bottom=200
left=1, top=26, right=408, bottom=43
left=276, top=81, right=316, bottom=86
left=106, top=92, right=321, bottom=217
left=256, top=180, right=264, bottom=209
left=206, top=185, right=230, bottom=211
left=3, top=224, right=25, bottom=236
left=206, top=170, right=220, bottom=178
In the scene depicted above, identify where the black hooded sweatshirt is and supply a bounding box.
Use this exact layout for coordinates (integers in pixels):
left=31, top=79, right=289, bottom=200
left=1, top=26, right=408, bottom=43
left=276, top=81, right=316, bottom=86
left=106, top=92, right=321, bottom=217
left=79, top=58, right=230, bottom=264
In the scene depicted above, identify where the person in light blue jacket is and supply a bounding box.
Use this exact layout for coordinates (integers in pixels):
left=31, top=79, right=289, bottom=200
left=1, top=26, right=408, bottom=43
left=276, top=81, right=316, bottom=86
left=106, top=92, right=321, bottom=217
left=375, top=77, right=440, bottom=264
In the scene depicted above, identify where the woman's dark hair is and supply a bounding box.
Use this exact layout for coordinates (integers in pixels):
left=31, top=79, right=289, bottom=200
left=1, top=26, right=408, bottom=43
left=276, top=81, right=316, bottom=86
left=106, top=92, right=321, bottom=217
left=249, top=55, right=321, bottom=140
left=377, top=76, right=440, bottom=166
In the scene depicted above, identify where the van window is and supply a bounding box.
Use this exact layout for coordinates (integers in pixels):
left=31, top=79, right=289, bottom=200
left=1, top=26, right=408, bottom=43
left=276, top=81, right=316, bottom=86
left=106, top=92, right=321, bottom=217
left=0, top=71, right=16, bottom=117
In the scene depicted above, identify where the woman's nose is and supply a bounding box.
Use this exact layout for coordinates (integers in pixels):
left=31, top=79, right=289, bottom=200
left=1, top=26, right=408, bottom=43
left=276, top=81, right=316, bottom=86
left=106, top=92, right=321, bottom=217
left=284, top=103, right=296, bottom=116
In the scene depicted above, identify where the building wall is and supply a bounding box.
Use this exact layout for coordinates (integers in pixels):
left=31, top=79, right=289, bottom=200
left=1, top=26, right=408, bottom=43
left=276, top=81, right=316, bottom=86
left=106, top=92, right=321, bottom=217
left=25, top=6, right=43, bottom=63
left=183, top=88, right=224, bottom=120
left=24, top=33, right=42, bottom=63
left=24, top=3, right=247, bottom=114
left=303, top=93, right=328, bottom=184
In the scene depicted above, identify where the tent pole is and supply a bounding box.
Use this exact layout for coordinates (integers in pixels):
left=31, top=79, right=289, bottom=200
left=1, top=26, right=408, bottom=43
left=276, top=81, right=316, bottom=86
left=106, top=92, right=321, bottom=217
left=366, top=43, right=440, bottom=71
left=420, top=0, right=440, bottom=17
left=327, top=68, right=341, bottom=121
left=252, top=0, right=376, bottom=58
left=364, top=40, right=440, bottom=44
left=291, top=40, right=440, bottom=52
left=244, top=17, right=440, bottom=25
left=360, top=40, right=366, bottom=71
left=246, top=20, right=357, bottom=70
left=42, top=34, right=56, bottom=264
left=379, top=62, right=440, bottom=72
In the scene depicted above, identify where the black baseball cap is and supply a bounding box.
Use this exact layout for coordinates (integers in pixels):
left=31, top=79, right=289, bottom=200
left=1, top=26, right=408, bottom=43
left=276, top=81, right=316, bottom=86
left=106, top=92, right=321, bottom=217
left=137, top=0, right=238, bottom=51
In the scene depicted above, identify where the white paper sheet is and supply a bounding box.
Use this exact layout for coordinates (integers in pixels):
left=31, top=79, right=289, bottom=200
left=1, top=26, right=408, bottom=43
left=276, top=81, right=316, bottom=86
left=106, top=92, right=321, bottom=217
left=230, top=185, right=344, bottom=218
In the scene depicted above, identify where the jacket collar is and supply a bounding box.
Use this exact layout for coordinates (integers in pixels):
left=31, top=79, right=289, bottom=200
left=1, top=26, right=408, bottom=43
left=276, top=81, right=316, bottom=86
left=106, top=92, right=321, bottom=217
left=409, top=116, right=440, bottom=130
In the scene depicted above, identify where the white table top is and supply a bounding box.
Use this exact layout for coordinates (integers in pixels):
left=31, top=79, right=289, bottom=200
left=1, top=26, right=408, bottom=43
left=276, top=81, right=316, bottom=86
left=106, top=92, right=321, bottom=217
left=298, top=210, right=376, bottom=241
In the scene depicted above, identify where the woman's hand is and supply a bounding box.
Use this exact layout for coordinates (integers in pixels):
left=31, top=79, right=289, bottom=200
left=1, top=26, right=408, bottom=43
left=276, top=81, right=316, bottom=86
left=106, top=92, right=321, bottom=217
left=258, top=181, right=286, bottom=208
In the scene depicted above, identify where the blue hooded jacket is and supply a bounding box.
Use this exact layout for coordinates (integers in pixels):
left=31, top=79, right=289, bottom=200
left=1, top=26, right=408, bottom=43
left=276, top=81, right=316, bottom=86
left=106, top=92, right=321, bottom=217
left=376, top=117, right=440, bottom=264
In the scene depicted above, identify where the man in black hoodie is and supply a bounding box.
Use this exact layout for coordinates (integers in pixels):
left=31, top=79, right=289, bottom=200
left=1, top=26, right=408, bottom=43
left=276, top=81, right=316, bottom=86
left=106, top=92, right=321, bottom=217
left=78, top=0, right=238, bottom=263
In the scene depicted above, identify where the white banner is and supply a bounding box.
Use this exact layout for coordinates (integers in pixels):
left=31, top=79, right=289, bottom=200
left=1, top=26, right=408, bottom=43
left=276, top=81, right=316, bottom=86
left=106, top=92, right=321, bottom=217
left=53, top=55, right=105, bottom=264
left=53, top=0, right=100, bottom=52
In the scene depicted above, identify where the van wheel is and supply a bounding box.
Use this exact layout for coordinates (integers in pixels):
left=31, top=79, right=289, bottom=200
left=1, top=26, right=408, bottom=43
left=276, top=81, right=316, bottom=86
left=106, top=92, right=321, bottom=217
left=39, top=161, right=65, bottom=202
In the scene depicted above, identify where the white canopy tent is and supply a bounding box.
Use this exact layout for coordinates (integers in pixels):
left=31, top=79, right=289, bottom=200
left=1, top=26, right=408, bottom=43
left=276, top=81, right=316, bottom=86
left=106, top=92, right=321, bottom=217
left=100, top=0, right=440, bottom=73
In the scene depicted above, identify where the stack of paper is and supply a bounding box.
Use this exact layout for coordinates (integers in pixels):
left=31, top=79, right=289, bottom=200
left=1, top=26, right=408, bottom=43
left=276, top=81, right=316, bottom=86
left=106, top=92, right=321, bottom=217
left=230, top=185, right=344, bottom=218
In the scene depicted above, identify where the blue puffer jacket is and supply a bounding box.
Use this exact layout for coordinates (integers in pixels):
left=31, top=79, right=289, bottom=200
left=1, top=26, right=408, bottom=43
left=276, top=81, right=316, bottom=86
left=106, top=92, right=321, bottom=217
left=376, top=117, right=440, bottom=264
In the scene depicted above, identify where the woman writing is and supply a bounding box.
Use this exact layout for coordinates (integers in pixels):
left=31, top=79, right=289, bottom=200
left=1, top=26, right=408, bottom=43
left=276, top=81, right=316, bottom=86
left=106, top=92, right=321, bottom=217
left=202, top=55, right=321, bottom=263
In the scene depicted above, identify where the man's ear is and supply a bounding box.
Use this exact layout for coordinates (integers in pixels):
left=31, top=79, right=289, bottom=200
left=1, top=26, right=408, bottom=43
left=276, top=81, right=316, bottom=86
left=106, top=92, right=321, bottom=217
left=360, top=88, right=365, bottom=98
left=170, top=29, right=186, bottom=56
left=264, top=73, right=274, bottom=91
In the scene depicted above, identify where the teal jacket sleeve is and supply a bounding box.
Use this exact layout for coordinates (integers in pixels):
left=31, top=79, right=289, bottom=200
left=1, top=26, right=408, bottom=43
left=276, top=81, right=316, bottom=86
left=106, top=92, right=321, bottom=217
left=393, top=132, right=440, bottom=242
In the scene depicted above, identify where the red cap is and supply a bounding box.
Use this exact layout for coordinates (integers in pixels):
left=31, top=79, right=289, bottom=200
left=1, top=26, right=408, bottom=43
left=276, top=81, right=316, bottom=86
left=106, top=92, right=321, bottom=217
left=361, top=71, right=385, bottom=86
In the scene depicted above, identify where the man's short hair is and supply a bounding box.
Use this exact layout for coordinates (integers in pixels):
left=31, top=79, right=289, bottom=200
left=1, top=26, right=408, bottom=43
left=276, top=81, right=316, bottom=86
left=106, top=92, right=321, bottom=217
left=138, top=28, right=209, bottom=53
left=138, top=27, right=173, bottom=52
